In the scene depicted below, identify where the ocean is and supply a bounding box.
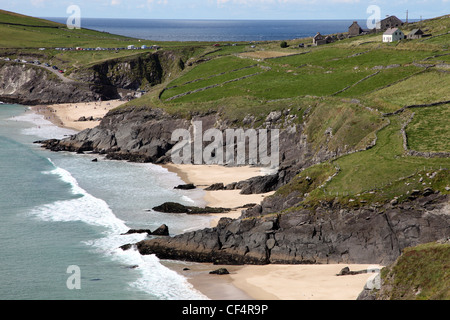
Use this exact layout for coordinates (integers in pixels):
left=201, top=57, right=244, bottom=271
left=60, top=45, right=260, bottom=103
left=1, top=19, right=364, bottom=300
left=0, top=104, right=211, bottom=300
left=44, top=17, right=370, bottom=42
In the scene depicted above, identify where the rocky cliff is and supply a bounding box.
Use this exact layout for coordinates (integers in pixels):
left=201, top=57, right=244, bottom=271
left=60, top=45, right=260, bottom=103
left=0, top=62, right=107, bottom=105
left=37, top=103, right=449, bottom=267
left=136, top=193, right=449, bottom=266
left=71, top=50, right=183, bottom=91
left=0, top=49, right=187, bottom=105
left=38, top=101, right=382, bottom=193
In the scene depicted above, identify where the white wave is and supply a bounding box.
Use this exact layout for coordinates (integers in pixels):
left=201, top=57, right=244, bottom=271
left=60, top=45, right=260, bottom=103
left=9, top=110, right=78, bottom=140
left=29, top=160, right=209, bottom=300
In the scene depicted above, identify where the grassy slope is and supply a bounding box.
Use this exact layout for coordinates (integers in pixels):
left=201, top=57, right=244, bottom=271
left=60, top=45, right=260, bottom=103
left=1, top=10, right=449, bottom=204
left=149, top=16, right=450, bottom=207
left=378, top=242, right=450, bottom=300
left=2, top=10, right=449, bottom=300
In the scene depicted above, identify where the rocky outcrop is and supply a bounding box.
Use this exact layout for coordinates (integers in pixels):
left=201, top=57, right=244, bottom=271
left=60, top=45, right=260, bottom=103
left=121, top=224, right=170, bottom=236
left=0, top=62, right=113, bottom=104
left=37, top=104, right=349, bottom=194
left=37, top=106, right=189, bottom=163
left=152, top=202, right=231, bottom=214
left=71, top=51, right=178, bottom=91
left=0, top=49, right=188, bottom=105
left=136, top=193, right=450, bottom=266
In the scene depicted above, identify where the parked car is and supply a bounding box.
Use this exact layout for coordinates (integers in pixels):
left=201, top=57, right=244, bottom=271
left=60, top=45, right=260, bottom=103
left=44, top=63, right=50, bottom=67
left=52, top=66, right=58, bottom=70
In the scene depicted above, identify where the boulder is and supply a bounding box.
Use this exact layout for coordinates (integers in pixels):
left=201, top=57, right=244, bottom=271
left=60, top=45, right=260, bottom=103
left=121, top=229, right=151, bottom=235
left=174, top=183, right=196, bottom=190
left=209, top=268, right=229, bottom=275
left=152, top=202, right=231, bottom=214
left=152, top=224, right=169, bottom=236
left=205, top=183, right=225, bottom=191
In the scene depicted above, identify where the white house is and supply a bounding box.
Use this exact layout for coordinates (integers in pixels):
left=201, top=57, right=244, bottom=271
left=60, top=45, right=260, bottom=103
left=383, top=28, right=405, bottom=43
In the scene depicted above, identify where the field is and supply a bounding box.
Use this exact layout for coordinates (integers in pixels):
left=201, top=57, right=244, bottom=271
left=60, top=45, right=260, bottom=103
left=1, top=9, right=449, bottom=206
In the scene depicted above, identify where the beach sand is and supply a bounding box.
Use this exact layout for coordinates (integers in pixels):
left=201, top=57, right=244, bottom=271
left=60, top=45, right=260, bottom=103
left=35, top=101, right=380, bottom=301
left=33, top=99, right=126, bottom=131
left=164, top=260, right=381, bottom=300
left=163, top=163, right=275, bottom=226
left=162, top=163, right=381, bottom=301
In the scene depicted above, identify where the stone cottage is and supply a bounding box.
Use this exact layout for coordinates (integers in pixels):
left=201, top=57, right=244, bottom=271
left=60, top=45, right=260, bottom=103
left=348, top=21, right=363, bottom=36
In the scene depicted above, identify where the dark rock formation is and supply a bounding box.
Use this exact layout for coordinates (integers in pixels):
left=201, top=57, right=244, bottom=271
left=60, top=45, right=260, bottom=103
left=121, top=224, right=169, bottom=236
left=137, top=193, right=450, bottom=266
left=174, top=183, right=196, bottom=190
left=336, top=266, right=369, bottom=276
left=152, top=202, right=231, bottom=214
left=205, top=183, right=225, bottom=191
left=122, top=229, right=152, bottom=235
left=71, top=51, right=180, bottom=91
left=209, top=268, right=230, bottom=275
left=0, top=63, right=113, bottom=104
left=151, top=224, right=170, bottom=236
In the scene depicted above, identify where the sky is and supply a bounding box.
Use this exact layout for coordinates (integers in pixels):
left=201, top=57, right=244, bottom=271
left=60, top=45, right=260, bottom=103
left=1, top=0, right=449, bottom=20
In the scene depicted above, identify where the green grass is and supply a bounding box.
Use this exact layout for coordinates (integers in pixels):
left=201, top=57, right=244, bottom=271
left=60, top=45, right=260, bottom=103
left=365, top=70, right=450, bottom=113
left=323, top=114, right=450, bottom=196
left=275, top=162, right=337, bottom=198
left=406, top=104, right=450, bottom=153
left=2, top=10, right=449, bottom=211
left=379, top=242, right=450, bottom=300
left=167, top=55, right=258, bottom=86
left=336, top=66, right=422, bottom=97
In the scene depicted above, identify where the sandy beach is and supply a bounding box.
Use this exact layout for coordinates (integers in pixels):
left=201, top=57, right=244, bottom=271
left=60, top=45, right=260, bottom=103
left=162, top=163, right=382, bottom=300
left=166, top=262, right=382, bottom=300
left=33, top=100, right=380, bottom=301
left=33, top=99, right=126, bottom=131
left=163, top=163, right=275, bottom=226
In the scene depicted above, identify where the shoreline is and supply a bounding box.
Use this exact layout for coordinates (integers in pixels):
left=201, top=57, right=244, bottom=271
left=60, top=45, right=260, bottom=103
left=162, top=163, right=275, bottom=227
left=32, top=99, right=126, bottom=131
left=29, top=101, right=380, bottom=301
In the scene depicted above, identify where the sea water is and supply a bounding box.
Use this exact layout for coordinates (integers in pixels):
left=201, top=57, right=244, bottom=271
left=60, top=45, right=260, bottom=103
left=0, top=104, right=211, bottom=300
left=44, top=18, right=371, bottom=42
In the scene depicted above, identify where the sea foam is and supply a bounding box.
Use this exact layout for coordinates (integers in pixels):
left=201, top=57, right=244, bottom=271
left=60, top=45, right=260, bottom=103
left=10, top=110, right=78, bottom=140
left=29, top=160, right=207, bottom=300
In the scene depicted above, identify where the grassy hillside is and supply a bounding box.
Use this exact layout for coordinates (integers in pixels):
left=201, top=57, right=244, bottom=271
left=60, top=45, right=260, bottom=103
left=1, top=10, right=449, bottom=205
left=377, top=242, right=450, bottom=300
left=2, top=10, right=449, bottom=300
left=129, top=15, right=450, bottom=207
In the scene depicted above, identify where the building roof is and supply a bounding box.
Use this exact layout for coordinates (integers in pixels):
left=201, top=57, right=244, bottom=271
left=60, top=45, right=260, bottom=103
left=313, top=32, right=323, bottom=39
left=408, top=28, right=424, bottom=35
left=381, top=15, right=403, bottom=24
left=384, top=28, right=401, bottom=35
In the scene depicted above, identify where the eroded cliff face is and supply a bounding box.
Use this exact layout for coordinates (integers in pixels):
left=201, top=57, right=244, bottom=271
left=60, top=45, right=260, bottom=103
left=71, top=51, right=184, bottom=91
left=136, top=193, right=450, bottom=266
left=36, top=104, right=449, bottom=267
left=0, top=50, right=186, bottom=105
left=0, top=63, right=105, bottom=104
left=38, top=105, right=342, bottom=194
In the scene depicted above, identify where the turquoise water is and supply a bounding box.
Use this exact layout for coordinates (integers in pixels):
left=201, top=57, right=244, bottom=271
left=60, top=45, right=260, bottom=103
left=0, top=104, right=210, bottom=300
